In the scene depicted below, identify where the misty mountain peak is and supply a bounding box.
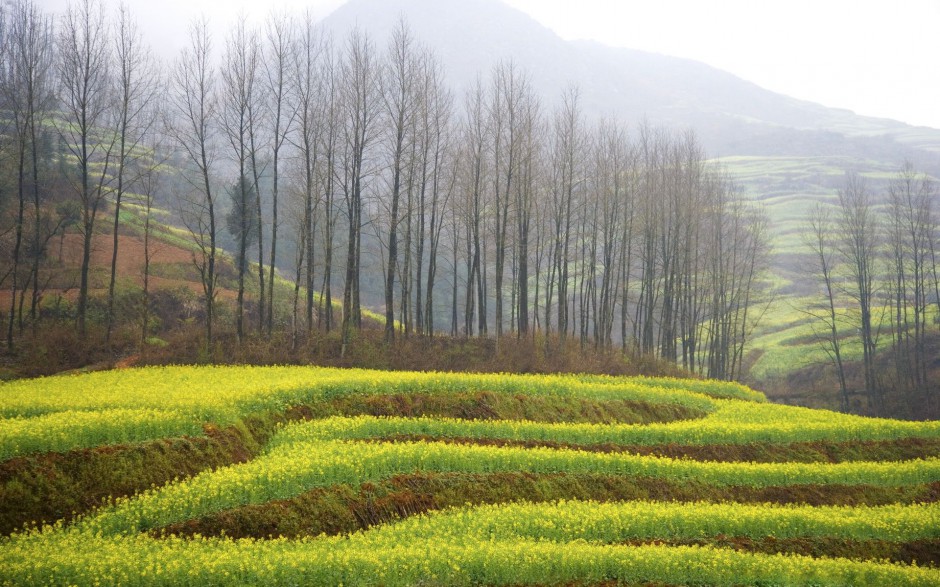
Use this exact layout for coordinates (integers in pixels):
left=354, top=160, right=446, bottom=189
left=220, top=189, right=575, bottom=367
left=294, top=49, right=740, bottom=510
left=325, top=0, right=572, bottom=86
left=322, top=0, right=939, bottom=159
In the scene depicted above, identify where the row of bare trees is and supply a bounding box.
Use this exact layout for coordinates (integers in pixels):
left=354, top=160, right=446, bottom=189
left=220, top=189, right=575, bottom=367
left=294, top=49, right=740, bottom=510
left=0, top=0, right=163, bottom=351
left=0, top=1, right=770, bottom=378
left=805, top=166, right=939, bottom=412
left=0, top=0, right=55, bottom=349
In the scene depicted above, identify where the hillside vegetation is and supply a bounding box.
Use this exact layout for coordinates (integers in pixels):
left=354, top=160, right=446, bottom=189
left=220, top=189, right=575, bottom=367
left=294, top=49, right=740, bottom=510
left=1, top=366, right=939, bottom=585
left=5, top=0, right=939, bottom=421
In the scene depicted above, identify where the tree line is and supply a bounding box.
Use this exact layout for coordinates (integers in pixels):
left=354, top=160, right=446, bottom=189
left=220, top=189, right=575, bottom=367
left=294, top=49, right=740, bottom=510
left=804, top=165, right=939, bottom=413
left=0, top=0, right=770, bottom=380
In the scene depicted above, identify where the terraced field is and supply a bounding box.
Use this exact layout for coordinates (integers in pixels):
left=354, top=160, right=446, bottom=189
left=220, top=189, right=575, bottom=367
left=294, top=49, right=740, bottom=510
left=1, top=366, right=939, bottom=585
left=720, top=155, right=940, bottom=394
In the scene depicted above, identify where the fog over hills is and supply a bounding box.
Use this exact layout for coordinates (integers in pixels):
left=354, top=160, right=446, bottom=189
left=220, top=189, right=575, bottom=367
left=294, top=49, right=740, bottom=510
left=323, top=0, right=940, bottom=166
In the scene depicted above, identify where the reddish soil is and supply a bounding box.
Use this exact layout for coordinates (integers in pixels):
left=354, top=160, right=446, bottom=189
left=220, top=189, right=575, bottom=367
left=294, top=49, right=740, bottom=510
left=0, top=232, right=237, bottom=307
left=55, top=233, right=194, bottom=274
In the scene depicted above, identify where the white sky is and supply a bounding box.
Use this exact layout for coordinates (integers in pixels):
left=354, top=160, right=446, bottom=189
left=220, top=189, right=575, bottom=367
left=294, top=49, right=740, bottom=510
left=46, top=0, right=940, bottom=130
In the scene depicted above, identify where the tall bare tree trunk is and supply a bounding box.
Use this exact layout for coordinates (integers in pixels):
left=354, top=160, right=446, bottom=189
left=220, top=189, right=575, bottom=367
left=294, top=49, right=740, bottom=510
left=57, top=0, right=115, bottom=340
left=381, top=21, right=419, bottom=342
left=107, top=4, right=156, bottom=345
left=339, top=28, right=379, bottom=356
left=264, top=11, right=295, bottom=334
left=837, top=172, right=880, bottom=409
left=169, top=18, right=219, bottom=353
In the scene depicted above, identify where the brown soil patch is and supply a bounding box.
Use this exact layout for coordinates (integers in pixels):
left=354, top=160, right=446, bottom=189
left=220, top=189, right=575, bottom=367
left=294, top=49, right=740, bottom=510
left=0, top=232, right=238, bottom=307
left=55, top=233, right=194, bottom=275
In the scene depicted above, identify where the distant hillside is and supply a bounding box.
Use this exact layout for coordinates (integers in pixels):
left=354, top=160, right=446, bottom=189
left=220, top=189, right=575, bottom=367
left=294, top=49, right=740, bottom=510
left=322, top=0, right=940, bottom=162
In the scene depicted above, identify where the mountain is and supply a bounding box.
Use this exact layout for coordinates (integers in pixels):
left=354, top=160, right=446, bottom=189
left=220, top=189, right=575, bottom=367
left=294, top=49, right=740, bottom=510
left=321, top=0, right=940, bottom=163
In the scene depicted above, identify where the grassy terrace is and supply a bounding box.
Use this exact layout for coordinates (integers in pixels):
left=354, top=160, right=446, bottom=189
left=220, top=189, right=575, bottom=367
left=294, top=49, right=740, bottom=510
left=1, top=366, right=938, bottom=585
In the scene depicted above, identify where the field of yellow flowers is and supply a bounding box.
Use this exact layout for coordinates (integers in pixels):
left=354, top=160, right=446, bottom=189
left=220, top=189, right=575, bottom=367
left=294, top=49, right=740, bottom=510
left=1, top=366, right=939, bottom=585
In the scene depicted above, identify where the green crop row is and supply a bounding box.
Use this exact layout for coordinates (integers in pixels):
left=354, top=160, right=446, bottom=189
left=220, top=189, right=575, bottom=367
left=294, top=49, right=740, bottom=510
left=2, top=365, right=938, bottom=587
left=568, top=373, right=765, bottom=402
left=4, top=366, right=932, bottom=460
left=0, top=409, right=202, bottom=460
left=272, top=408, right=940, bottom=450
left=0, top=367, right=743, bottom=420
left=0, top=366, right=756, bottom=459
left=352, top=499, right=940, bottom=544
left=66, top=435, right=940, bottom=538
left=3, top=500, right=937, bottom=586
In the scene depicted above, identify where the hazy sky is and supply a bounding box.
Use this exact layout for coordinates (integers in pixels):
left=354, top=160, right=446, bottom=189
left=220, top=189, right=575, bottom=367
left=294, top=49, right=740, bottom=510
left=46, top=0, right=940, bottom=130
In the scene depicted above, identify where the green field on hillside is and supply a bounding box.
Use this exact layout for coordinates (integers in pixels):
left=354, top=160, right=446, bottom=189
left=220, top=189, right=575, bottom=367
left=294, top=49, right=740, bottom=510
left=745, top=297, right=940, bottom=387
left=719, top=154, right=940, bottom=391
left=718, top=155, right=901, bottom=257
left=1, top=366, right=938, bottom=585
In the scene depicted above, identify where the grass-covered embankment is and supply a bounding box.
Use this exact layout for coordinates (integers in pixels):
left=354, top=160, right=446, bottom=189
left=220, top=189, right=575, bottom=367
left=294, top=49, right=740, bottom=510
left=2, top=366, right=939, bottom=586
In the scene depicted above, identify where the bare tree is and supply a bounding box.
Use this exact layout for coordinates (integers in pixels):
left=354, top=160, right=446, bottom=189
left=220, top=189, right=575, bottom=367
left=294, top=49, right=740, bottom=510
left=548, top=86, right=583, bottom=342
left=380, top=20, right=418, bottom=342
left=1, top=0, right=54, bottom=348
left=106, top=2, right=159, bottom=344
left=56, top=0, right=114, bottom=339
left=673, top=133, right=706, bottom=367
left=244, top=30, right=266, bottom=337
left=591, top=118, right=627, bottom=349
left=290, top=12, right=328, bottom=335
left=656, top=133, right=703, bottom=362
left=618, top=144, right=639, bottom=353
left=836, top=172, right=881, bottom=406
left=633, top=123, right=663, bottom=354
left=167, top=18, right=219, bottom=351
left=136, top=131, right=167, bottom=352
left=220, top=15, right=260, bottom=343
left=338, top=28, right=380, bottom=356
left=511, top=83, right=539, bottom=338
left=461, top=76, right=488, bottom=337
left=487, top=61, right=529, bottom=339
left=0, top=7, right=791, bottom=373
left=317, top=38, right=341, bottom=333
left=262, top=10, right=296, bottom=334
left=421, top=54, right=456, bottom=337
left=728, top=196, right=769, bottom=381
left=803, top=203, right=849, bottom=410
left=886, top=163, right=934, bottom=397
left=448, top=166, right=462, bottom=337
